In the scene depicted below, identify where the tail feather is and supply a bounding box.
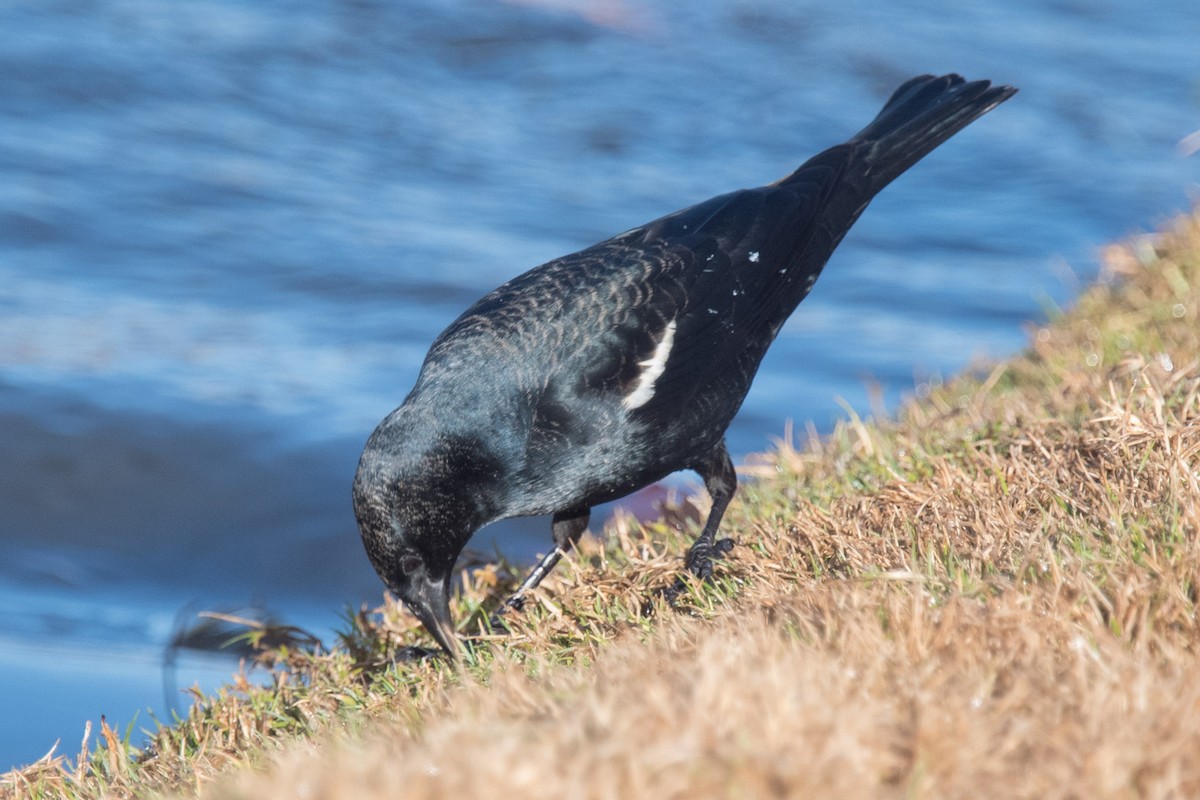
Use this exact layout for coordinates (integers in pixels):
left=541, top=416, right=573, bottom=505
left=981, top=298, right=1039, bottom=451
left=850, top=73, right=1017, bottom=191
left=758, top=73, right=1014, bottom=326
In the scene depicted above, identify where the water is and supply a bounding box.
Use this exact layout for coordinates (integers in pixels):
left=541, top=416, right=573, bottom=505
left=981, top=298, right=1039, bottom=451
left=1, top=0, right=1198, bottom=772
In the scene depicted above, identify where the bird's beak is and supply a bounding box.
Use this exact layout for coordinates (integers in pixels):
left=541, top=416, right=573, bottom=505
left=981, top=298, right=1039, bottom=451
left=405, top=574, right=460, bottom=660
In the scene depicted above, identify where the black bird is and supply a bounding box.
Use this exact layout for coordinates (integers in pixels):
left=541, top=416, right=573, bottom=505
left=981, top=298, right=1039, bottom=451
left=353, top=74, right=1016, bottom=657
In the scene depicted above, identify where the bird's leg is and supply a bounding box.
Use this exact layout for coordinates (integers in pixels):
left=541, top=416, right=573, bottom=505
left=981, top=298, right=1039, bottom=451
left=685, top=441, right=738, bottom=577
left=490, top=508, right=590, bottom=629
left=662, top=442, right=737, bottom=604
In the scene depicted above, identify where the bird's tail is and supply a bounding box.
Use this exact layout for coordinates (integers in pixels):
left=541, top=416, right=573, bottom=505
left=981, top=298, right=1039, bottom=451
left=846, top=73, right=1017, bottom=193
left=751, top=74, right=1014, bottom=329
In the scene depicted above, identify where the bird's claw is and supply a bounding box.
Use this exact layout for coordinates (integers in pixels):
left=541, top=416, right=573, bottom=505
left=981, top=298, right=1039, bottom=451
left=682, top=536, right=735, bottom=580
left=643, top=537, right=736, bottom=614
left=486, top=592, right=527, bottom=633
left=393, top=644, right=446, bottom=662
left=653, top=579, right=689, bottom=611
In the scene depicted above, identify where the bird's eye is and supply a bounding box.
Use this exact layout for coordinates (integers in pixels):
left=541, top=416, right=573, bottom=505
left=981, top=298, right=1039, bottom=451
left=400, top=554, right=422, bottom=575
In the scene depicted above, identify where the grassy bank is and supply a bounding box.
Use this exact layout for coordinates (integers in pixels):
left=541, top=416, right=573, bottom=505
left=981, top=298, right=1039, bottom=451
left=5, top=210, right=1199, bottom=799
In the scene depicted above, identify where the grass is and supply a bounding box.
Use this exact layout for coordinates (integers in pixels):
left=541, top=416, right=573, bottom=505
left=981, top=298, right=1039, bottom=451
left=3, top=209, right=1199, bottom=799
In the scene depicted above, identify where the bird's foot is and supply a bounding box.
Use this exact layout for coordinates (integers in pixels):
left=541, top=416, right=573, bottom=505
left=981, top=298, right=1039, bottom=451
left=486, top=592, right=527, bottom=633
left=645, top=537, right=735, bottom=612
left=393, top=644, right=446, bottom=662
left=683, top=536, right=735, bottom=580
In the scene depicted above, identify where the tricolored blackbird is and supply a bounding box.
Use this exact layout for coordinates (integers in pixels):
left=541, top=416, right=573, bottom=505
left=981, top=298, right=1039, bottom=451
left=353, top=73, right=1016, bottom=657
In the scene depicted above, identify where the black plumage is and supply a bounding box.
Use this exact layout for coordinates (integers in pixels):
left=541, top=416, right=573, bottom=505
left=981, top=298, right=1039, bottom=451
left=353, top=74, right=1016, bottom=657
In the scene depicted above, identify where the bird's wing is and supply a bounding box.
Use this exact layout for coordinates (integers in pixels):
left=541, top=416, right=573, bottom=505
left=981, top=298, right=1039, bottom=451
left=608, top=148, right=855, bottom=420
left=423, top=150, right=854, bottom=426
left=423, top=239, right=685, bottom=405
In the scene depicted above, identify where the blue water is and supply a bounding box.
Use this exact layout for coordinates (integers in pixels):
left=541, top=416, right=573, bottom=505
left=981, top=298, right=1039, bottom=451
left=2, top=0, right=1198, bottom=773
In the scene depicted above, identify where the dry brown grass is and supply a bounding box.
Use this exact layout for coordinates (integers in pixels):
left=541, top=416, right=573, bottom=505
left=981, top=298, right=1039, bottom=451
left=4, top=211, right=1199, bottom=799
left=214, top=589, right=1200, bottom=800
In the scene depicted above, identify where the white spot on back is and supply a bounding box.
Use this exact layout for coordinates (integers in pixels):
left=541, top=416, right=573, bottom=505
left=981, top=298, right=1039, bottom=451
left=748, top=251, right=760, bottom=262
left=623, top=319, right=677, bottom=411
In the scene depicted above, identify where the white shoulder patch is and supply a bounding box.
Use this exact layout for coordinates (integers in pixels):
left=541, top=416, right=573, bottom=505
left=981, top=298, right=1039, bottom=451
left=622, top=319, right=677, bottom=411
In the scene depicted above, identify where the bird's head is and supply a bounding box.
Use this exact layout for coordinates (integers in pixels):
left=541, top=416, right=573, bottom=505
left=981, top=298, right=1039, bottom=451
left=352, top=409, right=502, bottom=659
